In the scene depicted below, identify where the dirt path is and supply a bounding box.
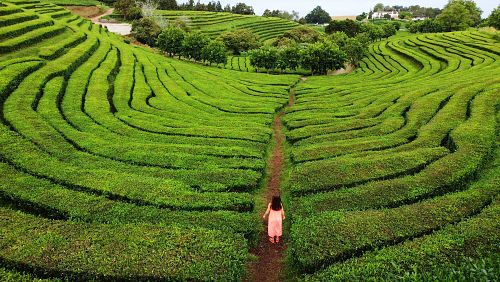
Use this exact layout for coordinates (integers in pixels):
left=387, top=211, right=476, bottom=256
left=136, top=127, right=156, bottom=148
left=245, top=80, right=300, bottom=282
left=90, top=8, right=114, bottom=23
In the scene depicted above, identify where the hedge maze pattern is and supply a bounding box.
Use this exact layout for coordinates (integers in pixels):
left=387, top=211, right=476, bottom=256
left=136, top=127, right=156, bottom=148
left=0, top=0, right=499, bottom=280
left=0, top=1, right=297, bottom=280
left=285, top=30, right=500, bottom=280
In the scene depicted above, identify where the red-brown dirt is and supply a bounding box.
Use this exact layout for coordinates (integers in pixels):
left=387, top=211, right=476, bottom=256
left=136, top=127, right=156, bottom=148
left=246, top=82, right=300, bottom=282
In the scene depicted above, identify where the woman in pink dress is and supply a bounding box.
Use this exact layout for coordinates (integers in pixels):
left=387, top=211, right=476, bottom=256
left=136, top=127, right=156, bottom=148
left=263, top=195, right=286, bottom=244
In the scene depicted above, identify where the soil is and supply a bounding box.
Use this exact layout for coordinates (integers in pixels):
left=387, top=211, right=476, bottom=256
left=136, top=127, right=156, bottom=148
left=65, top=6, right=103, bottom=19
left=245, top=81, right=301, bottom=282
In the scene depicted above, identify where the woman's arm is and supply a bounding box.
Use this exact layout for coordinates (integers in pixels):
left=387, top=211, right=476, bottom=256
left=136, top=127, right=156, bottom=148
left=281, top=206, right=285, bottom=220
left=262, top=203, right=271, bottom=219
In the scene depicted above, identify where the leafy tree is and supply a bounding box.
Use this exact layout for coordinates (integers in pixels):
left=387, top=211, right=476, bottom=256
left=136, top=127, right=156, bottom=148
left=158, top=0, right=178, bottom=10
left=277, top=45, right=301, bottom=71
left=438, top=0, right=482, bottom=31
left=382, top=23, right=397, bottom=38
left=326, top=19, right=362, bottom=37
left=127, top=6, right=143, bottom=20
left=231, top=3, right=254, bottom=15
left=399, top=11, right=413, bottom=19
left=391, top=21, right=401, bottom=31
left=114, top=0, right=139, bottom=20
left=182, top=32, right=210, bottom=61
left=408, top=19, right=444, bottom=33
left=383, top=13, right=392, bottom=20
left=218, top=29, right=260, bottom=55
left=330, top=33, right=367, bottom=67
left=374, top=3, right=384, bottom=12
left=248, top=46, right=280, bottom=71
left=356, top=12, right=368, bottom=21
left=215, top=1, right=223, bottom=12
left=361, top=24, right=384, bottom=41
left=276, top=26, right=323, bottom=45
left=131, top=17, right=161, bottom=46
left=156, top=26, right=185, bottom=57
left=305, top=6, right=331, bottom=24
left=301, top=41, right=347, bottom=75
left=488, top=5, right=500, bottom=29
left=201, top=40, right=228, bottom=65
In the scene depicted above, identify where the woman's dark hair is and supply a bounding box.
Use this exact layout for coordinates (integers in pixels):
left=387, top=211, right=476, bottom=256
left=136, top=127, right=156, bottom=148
left=271, top=196, right=282, bottom=211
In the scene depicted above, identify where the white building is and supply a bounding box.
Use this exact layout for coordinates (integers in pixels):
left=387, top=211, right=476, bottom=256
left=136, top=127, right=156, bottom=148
left=372, top=11, right=399, bottom=20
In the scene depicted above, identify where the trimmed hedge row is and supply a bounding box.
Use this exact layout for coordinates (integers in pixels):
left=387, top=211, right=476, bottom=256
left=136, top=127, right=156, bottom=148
left=0, top=207, right=250, bottom=281
left=302, top=197, right=500, bottom=281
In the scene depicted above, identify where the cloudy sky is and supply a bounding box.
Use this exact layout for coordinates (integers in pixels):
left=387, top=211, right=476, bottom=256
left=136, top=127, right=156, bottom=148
left=180, top=0, right=498, bottom=18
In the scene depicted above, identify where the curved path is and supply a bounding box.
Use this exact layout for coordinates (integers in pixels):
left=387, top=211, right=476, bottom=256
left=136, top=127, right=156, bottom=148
left=92, top=8, right=131, bottom=35
left=246, top=80, right=300, bottom=282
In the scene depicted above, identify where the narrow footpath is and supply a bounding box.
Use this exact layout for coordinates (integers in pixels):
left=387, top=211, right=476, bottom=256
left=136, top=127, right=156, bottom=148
left=245, top=79, right=300, bottom=282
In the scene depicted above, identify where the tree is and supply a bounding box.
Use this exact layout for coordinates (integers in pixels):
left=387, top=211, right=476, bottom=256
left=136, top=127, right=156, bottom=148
left=131, top=17, right=161, bottom=46
left=399, top=11, right=413, bottom=20
left=438, top=0, right=482, bottom=31
left=382, top=23, right=397, bottom=38
left=231, top=3, right=254, bottom=15
left=215, top=1, right=223, bottom=12
left=114, top=0, right=140, bottom=20
left=201, top=40, right=228, bottom=65
left=158, top=0, right=177, bottom=10
left=156, top=26, right=185, bottom=57
left=374, top=3, right=384, bottom=12
left=248, top=46, right=280, bottom=72
left=301, top=41, right=347, bottom=75
left=305, top=6, right=331, bottom=24
left=383, top=13, right=392, bottom=20
left=488, top=5, right=500, bottom=29
left=408, top=19, right=444, bottom=33
left=277, top=45, right=301, bottom=71
left=330, top=33, right=367, bottom=66
left=276, top=26, right=323, bottom=45
left=218, top=29, right=261, bottom=55
left=326, top=19, right=362, bottom=37
left=362, top=24, right=384, bottom=41
left=356, top=12, right=368, bottom=21
left=182, top=32, right=210, bottom=61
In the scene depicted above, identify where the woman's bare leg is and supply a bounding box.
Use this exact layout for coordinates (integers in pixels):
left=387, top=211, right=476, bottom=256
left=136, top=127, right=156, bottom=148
left=269, top=236, right=274, bottom=243
left=276, top=236, right=280, bottom=243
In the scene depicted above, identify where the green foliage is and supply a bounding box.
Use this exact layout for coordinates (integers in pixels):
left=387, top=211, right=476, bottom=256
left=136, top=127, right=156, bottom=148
left=437, top=0, right=482, bottom=31
left=231, top=2, right=254, bottom=15
left=113, top=0, right=141, bottom=20
left=218, top=28, right=260, bottom=55
left=326, top=19, right=362, bottom=37
left=488, top=5, right=500, bottom=29
left=131, top=17, right=161, bottom=45
left=248, top=46, right=279, bottom=71
left=408, top=18, right=444, bottom=33
left=201, top=40, right=227, bottom=65
left=156, top=26, right=185, bottom=56
left=181, top=31, right=210, bottom=61
left=382, top=22, right=397, bottom=38
left=300, top=40, right=347, bottom=75
left=274, top=25, right=323, bottom=46
left=305, top=6, right=331, bottom=24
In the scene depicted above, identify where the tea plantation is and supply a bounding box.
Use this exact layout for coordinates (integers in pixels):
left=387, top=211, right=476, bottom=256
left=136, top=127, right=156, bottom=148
left=0, top=0, right=499, bottom=280
left=155, top=10, right=300, bottom=42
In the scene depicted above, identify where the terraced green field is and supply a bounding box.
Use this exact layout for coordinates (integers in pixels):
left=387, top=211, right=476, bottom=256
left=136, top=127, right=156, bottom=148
left=156, top=10, right=300, bottom=42
left=286, top=30, right=500, bottom=279
left=0, top=0, right=499, bottom=280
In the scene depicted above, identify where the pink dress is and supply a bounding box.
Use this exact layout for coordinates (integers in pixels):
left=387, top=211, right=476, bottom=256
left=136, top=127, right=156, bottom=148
left=268, top=204, right=283, bottom=238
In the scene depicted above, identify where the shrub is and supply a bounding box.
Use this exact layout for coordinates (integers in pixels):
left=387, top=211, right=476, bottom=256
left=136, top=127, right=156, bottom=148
left=218, top=29, right=260, bottom=55
left=131, top=17, right=161, bottom=45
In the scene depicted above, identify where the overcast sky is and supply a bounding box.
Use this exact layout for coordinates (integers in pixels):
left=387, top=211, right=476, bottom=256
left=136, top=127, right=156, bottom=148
left=180, top=0, right=498, bottom=18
